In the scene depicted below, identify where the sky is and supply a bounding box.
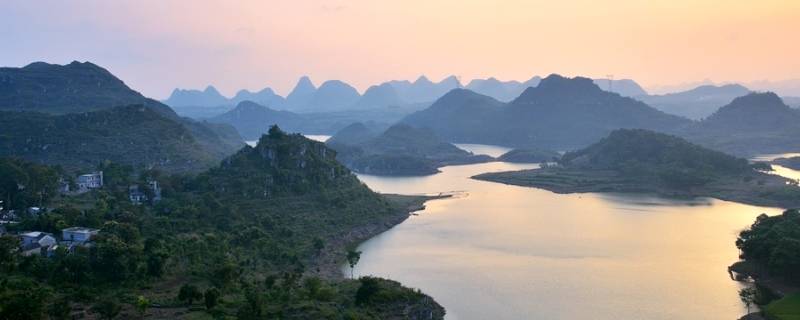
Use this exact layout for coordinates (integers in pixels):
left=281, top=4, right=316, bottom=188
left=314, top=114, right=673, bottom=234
left=1, top=0, right=799, bottom=98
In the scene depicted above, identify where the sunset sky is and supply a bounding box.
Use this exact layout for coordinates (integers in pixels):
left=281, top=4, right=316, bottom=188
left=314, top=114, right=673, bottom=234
left=2, top=0, right=799, bottom=98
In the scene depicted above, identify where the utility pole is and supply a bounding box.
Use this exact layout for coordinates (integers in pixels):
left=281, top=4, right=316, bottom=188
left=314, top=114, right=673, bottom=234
left=606, top=74, right=614, bottom=93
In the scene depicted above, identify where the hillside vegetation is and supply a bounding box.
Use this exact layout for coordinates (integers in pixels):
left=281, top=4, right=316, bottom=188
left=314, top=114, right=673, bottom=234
left=0, top=128, right=444, bottom=319
left=474, top=129, right=800, bottom=207
left=0, top=61, right=244, bottom=172
left=0, top=106, right=223, bottom=172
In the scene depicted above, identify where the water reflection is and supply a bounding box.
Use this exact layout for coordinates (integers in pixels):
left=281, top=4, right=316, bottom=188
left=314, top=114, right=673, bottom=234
left=750, top=152, right=800, bottom=162
left=246, top=134, right=331, bottom=147
left=305, top=134, right=331, bottom=142
left=454, top=143, right=512, bottom=158
left=351, top=160, right=784, bottom=320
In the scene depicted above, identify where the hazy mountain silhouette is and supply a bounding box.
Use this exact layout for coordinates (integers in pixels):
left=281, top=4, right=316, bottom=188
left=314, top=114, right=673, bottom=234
left=404, top=74, right=690, bottom=149
left=325, top=122, right=380, bottom=146
left=781, top=96, right=800, bottom=108
left=464, top=76, right=645, bottom=101
left=639, top=84, right=752, bottom=120
left=684, top=92, right=800, bottom=156
left=592, top=78, right=648, bottom=97
left=465, top=77, right=526, bottom=102
left=210, top=101, right=305, bottom=139
left=163, top=85, right=229, bottom=107
left=402, top=88, right=504, bottom=142
left=285, top=76, right=317, bottom=109
left=354, top=83, right=405, bottom=109
left=231, top=87, right=286, bottom=108
left=305, top=80, right=361, bottom=111
left=387, top=75, right=462, bottom=104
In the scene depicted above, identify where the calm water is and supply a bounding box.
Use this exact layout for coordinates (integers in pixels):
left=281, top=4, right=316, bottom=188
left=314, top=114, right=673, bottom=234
left=346, top=147, right=788, bottom=320
left=454, top=143, right=512, bottom=158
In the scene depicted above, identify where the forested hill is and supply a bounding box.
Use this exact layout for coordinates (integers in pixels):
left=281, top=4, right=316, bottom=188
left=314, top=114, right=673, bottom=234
left=0, top=105, right=226, bottom=172
left=0, top=61, right=173, bottom=116
left=0, top=61, right=244, bottom=172
left=0, top=127, right=445, bottom=319
left=473, top=129, right=800, bottom=207
left=560, top=128, right=752, bottom=176
left=684, top=93, right=800, bottom=156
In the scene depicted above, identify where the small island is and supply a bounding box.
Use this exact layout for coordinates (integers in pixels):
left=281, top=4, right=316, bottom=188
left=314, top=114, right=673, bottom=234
left=328, top=123, right=493, bottom=176
left=473, top=129, right=800, bottom=208
left=773, top=156, right=800, bottom=171
left=497, top=148, right=560, bottom=163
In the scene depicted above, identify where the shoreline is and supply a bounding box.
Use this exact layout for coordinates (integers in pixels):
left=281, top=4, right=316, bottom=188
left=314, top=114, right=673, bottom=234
left=472, top=168, right=800, bottom=209
left=313, top=192, right=452, bottom=278
left=306, top=192, right=452, bottom=318
left=729, top=260, right=800, bottom=320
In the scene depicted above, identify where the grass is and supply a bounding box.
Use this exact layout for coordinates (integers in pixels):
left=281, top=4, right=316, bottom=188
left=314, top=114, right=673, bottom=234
left=765, top=293, right=800, bottom=320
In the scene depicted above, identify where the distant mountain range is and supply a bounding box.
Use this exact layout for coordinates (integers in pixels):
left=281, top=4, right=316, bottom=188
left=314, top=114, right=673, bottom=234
left=0, top=61, right=243, bottom=172
left=400, top=75, right=800, bottom=157
left=638, top=84, right=752, bottom=120
left=163, top=75, right=462, bottom=114
left=209, top=100, right=411, bottom=140
left=403, top=74, right=690, bottom=150
left=162, top=75, right=653, bottom=115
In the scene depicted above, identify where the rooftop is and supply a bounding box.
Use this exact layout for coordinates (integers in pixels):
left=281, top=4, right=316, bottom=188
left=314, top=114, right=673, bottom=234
left=21, top=231, right=46, bottom=238
left=62, top=227, right=100, bottom=233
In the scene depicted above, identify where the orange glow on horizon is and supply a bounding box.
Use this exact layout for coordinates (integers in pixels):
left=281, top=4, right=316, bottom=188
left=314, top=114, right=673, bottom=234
left=1, top=0, right=798, bottom=97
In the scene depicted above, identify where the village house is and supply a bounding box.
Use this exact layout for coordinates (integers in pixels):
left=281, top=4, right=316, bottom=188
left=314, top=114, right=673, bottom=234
left=58, top=178, right=71, bottom=193
left=62, top=227, right=99, bottom=243
left=129, top=185, right=147, bottom=205
left=19, top=231, right=57, bottom=256
left=129, top=180, right=161, bottom=205
left=77, top=171, right=103, bottom=191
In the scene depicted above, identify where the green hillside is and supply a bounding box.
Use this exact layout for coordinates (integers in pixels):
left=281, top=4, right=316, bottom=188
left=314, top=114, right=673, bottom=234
left=0, top=128, right=444, bottom=319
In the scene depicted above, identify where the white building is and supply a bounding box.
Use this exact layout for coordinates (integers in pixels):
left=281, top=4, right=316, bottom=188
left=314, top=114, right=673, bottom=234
left=77, top=171, right=103, bottom=190
left=61, top=227, right=99, bottom=243
left=19, top=231, right=57, bottom=256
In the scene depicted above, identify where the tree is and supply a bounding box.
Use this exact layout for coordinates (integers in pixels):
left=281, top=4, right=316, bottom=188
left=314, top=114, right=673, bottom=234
left=237, top=288, right=265, bottom=320
left=212, top=262, right=240, bottom=290
left=303, top=277, right=323, bottom=299
left=135, top=295, right=150, bottom=318
left=739, top=287, right=758, bottom=314
left=178, top=284, right=202, bottom=306
left=0, top=235, right=20, bottom=272
left=48, top=296, right=72, bottom=320
left=204, top=287, right=220, bottom=310
left=313, top=237, right=325, bottom=252
left=355, top=277, right=381, bottom=306
left=346, top=249, right=362, bottom=279
left=0, top=281, right=50, bottom=320
left=92, top=297, right=121, bottom=320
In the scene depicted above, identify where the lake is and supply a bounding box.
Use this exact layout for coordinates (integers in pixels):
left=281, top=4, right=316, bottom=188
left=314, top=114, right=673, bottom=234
left=346, top=146, right=788, bottom=320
